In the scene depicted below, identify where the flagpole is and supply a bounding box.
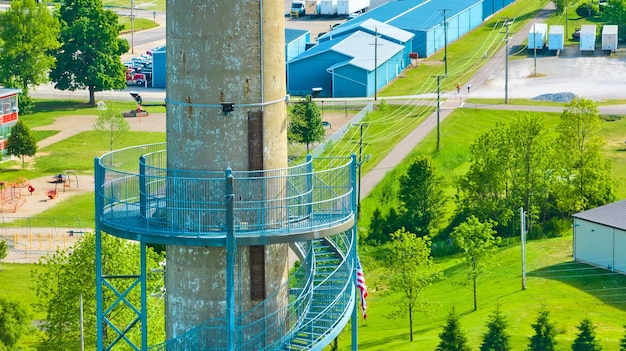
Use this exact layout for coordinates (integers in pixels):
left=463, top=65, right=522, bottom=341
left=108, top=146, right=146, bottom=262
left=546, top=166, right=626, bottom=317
left=351, top=153, right=359, bottom=351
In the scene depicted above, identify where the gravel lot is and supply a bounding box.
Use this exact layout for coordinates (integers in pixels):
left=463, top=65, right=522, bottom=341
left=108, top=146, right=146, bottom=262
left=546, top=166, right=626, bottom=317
left=472, top=47, right=626, bottom=102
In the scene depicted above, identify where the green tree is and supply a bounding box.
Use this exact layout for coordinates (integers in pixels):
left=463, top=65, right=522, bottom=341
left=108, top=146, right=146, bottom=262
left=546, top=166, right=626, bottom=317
left=32, top=233, right=165, bottom=350
left=553, top=98, right=614, bottom=214
left=457, top=116, right=552, bottom=234
left=288, top=96, right=325, bottom=152
left=552, top=0, right=567, bottom=13
left=451, top=215, right=500, bottom=311
left=0, top=240, right=6, bottom=271
left=6, top=120, right=37, bottom=168
left=0, top=297, right=32, bottom=350
left=619, top=324, right=626, bottom=350
left=527, top=306, right=558, bottom=351
left=436, top=307, right=471, bottom=351
left=603, top=0, right=626, bottom=38
left=572, top=318, right=602, bottom=351
left=480, top=304, right=511, bottom=351
left=0, top=0, right=60, bottom=111
left=93, top=108, right=130, bottom=151
left=383, top=228, right=443, bottom=341
left=50, top=0, right=129, bottom=105
left=398, top=156, right=446, bottom=237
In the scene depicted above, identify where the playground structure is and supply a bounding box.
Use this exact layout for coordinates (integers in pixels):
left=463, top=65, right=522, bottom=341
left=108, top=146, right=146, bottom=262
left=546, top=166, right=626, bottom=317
left=46, top=171, right=80, bottom=199
left=0, top=216, right=89, bottom=261
left=0, top=178, right=29, bottom=213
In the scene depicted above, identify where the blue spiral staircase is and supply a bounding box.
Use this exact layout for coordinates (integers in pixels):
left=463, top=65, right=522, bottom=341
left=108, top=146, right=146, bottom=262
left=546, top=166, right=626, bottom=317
left=94, top=143, right=360, bottom=351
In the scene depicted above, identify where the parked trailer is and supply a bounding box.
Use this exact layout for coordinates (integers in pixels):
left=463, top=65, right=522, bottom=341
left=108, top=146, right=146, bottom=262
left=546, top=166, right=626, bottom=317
left=337, top=0, right=369, bottom=15
left=321, top=0, right=337, bottom=15
left=528, top=23, right=548, bottom=50
left=602, top=25, right=618, bottom=52
left=548, top=25, right=564, bottom=51
left=580, top=24, right=597, bottom=52
left=305, top=0, right=321, bottom=15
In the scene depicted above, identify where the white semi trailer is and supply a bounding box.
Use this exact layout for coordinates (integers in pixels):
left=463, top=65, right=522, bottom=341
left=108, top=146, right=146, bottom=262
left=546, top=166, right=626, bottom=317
left=337, top=0, right=369, bottom=15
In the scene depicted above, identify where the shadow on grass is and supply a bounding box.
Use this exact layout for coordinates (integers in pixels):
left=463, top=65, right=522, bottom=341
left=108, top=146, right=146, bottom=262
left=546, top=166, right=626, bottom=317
left=528, top=261, right=626, bottom=311
left=32, top=100, right=97, bottom=113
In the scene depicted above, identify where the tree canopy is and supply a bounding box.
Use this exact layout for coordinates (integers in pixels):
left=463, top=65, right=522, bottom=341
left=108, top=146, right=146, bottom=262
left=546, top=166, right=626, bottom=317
left=0, top=240, right=6, bottom=271
left=93, top=108, right=130, bottom=151
left=436, top=307, right=471, bottom=351
left=0, top=0, right=59, bottom=113
left=32, top=233, right=165, bottom=350
left=6, top=120, right=37, bottom=168
left=50, top=0, right=129, bottom=105
left=451, top=215, right=500, bottom=311
left=553, top=98, right=614, bottom=214
left=572, top=318, right=602, bottom=351
left=0, top=297, right=32, bottom=350
left=288, top=96, right=325, bottom=152
left=480, top=304, right=511, bottom=351
left=527, top=306, right=558, bottom=351
left=383, top=228, right=443, bottom=341
left=398, top=156, right=446, bottom=237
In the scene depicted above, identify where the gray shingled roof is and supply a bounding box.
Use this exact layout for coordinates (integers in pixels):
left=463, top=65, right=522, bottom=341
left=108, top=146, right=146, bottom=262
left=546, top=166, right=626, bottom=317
left=572, top=199, right=626, bottom=231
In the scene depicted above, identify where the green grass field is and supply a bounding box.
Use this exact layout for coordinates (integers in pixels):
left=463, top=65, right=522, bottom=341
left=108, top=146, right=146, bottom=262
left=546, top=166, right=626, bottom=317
left=336, top=235, right=626, bottom=350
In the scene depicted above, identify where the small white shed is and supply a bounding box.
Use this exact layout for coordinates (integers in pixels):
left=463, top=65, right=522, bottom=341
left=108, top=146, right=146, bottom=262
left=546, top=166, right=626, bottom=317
left=602, top=25, right=618, bottom=51
left=528, top=23, right=548, bottom=50
left=548, top=25, right=564, bottom=51
left=573, top=200, right=626, bottom=273
left=579, top=24, right=597, bottom=52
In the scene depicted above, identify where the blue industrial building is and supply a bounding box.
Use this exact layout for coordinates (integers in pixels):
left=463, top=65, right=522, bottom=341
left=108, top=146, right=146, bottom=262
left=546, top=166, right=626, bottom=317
left=152, top=46, right=166, bottom=89
left=288, top=20, right=414, bottom=98
left=151, top=29, right=312, bottom=89
left=345, top=0, right=484, bottom=58
left=286, top=28, right=311, bottom=62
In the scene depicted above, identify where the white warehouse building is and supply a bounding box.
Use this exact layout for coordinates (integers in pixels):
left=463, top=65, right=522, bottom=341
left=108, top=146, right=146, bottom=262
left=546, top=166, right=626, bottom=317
left=572, top=199, right=626, bottom=273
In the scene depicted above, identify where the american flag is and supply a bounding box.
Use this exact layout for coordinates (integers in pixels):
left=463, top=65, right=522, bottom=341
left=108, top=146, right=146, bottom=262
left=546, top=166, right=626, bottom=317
left=356, top=257, right=368, bottom=319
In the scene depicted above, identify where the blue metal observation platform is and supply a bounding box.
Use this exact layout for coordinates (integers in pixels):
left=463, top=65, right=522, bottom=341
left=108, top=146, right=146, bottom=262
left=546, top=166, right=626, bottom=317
left=94, top=143, right=361, bottom=351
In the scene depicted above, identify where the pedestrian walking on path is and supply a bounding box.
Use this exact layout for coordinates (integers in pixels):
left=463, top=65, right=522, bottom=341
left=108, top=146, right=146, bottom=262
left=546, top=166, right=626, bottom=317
left=467, top=83, right=471, bottom=93
left=456, top=82, right=461, bottom=93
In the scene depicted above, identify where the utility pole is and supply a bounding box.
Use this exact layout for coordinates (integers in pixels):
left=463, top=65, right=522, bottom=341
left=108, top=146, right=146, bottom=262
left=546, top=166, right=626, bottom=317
left=370, top=28, right=382, bottom=100
left=131, top=0, right=135, bottom=54
left=357, top=123, right=369, bottom=215
left=520, top=207, right=527, bottom=290
left=502, top=18, right=514, bottom=104
left=533, top=23, right=537, bottom=77
left=565, top=0, right=569, bottom=41
left=432, top=75, right=445, bottom=152
left=441, top=9, right=450, bottom=76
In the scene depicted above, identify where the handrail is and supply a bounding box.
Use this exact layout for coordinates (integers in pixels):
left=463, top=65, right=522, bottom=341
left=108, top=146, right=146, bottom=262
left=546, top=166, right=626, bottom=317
left=95, top=146, right=355, bottom=246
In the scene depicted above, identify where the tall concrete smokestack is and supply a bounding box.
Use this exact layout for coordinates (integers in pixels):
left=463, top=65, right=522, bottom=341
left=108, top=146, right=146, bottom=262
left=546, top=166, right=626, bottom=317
left=164, top=0, right=288, bottom=343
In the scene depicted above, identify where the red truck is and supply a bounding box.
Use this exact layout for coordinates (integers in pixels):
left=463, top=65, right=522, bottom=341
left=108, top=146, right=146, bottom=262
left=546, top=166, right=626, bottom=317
left=126, top=69, right=146, bottom=86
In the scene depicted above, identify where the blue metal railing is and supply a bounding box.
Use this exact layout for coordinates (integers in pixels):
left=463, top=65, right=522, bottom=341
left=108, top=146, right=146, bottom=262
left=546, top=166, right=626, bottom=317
left=95, top=144, right=355, bottom=245
left=147, top=231, right=354, bottom=351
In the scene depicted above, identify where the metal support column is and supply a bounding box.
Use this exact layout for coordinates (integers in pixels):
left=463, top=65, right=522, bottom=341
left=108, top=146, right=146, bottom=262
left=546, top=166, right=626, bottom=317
left=226, top=168, right=236, bottom=351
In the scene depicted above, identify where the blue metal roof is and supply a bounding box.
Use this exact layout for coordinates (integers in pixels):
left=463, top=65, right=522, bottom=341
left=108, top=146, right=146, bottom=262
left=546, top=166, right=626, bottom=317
left=354, top=0, right=483, bottom=30
left=290, top=30, right=403, bottom=70
left=286, top=28, right=310, bottom=43
left=319, top=18, right=414, bottom=43
left=326, top=31, right=405, bottom=71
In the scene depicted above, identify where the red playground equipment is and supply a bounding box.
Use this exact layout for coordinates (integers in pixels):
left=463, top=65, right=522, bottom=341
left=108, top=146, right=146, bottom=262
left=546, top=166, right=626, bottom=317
left=0, top=177, right=29, bottom=213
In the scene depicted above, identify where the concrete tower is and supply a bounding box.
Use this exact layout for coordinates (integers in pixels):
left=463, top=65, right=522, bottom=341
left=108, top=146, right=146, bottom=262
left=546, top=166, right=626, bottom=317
left=164, top=0, right=288, bottom=343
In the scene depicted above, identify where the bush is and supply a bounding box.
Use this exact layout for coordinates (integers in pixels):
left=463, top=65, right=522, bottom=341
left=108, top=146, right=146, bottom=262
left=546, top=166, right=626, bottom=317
left=576, top=2, right=599, bottom=17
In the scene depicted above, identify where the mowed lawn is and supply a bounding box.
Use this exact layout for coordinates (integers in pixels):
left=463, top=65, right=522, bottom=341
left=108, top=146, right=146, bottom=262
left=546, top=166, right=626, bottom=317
left=338, top=235, right=626, bottom=350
